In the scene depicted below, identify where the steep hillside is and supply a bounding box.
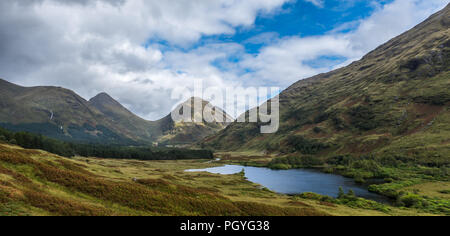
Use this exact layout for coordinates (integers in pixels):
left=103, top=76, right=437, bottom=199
left=88, top=92, right=163, bottom=142
left=0, top=79, right=130, bottom=143
left=0, top=80, right=230, bottom=145
left=156, top=97, right=233, bottom=145
left=203, top=4, right=450, bottom=165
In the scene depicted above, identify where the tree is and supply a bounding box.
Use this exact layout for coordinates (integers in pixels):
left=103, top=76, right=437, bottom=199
left=348, top=189, right=356, bottom=197
left=338, top=187, right=345, bottom=199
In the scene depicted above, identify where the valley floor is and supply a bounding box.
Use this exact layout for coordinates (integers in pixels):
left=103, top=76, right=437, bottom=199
left=0, top=144, right=447, bottom=216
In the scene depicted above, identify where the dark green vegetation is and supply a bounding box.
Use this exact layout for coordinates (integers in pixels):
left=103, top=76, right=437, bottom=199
left=203, top=5, right=450, bottom=215
left=0, top=79, right=230, bottom=145
left=285, top=135, right=330, bottom=154
left=0, top=127, right=213, bottom=160
left=297, top=190, right=390, bottom=213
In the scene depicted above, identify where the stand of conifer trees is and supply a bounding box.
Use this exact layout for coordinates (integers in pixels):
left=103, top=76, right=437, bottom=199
left=0, top=127, right=213, bottom=160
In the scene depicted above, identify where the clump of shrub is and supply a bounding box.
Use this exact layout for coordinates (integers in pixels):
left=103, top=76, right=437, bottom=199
left=313, top=112, right=329, bottom=124
left=285, top=135, right=330, bottom=154
left=439, top=190, right=450, bottom=194
left=336, top=187, right=391, bottom=212
left=348, top=105, right=379, bottom=131
left=269, top=163, right=292, bottom=170
left=233, top=201, right=327, bottom=216
left=269, top=155, right=325, bottom=169
left=396, top=193, right=421, bottom=207
left=324, top=155, right=389, bottom=179
left=264, top=142, right=279, bottom=152
left=298, top=189, right=390, bottom=213
left=354, top=175, right=366, bottom=184
left=0, top=189, right=9, bottom=204
left=313, top=127, right=323, bottom=134
left=337, top=187, right=357, bottom=200
left=298, top=192, right=336, bottom=203
left=349, top=159, right=386, bottom=178
left=413, top=93, right=450, bottom=106
left=329, top=113, right=347, bottom=131
left=394, top=192, right=450, bottom=214
left=368, top=180, right=422, bottom=199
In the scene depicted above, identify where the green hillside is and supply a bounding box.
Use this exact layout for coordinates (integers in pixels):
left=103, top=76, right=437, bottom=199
left=203, top=4, right=450, bottom=166
left=156, top=97, right=233, bottom=145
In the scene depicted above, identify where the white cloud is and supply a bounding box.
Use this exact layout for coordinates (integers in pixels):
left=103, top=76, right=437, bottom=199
left=243, top=32, right=280, bottom=45
left=238, top=35, right=352, bottom=86
left=304, top=0, right=324, bottom=8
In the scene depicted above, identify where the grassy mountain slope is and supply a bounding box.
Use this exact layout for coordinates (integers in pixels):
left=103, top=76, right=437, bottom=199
left=203, top=4, right=450, bottom=166
left=0, top=80, right=230, bottom=145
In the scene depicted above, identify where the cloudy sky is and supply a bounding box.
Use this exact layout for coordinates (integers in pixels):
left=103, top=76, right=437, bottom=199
left=0, top=0, right=448, bottom=120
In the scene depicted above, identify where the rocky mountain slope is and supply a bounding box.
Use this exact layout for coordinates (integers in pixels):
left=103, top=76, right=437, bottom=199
left=202, top=4, right=450, bottom=165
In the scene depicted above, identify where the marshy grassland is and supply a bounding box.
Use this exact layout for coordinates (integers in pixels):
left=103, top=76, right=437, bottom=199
left=0, top=143, right=446, bottom=216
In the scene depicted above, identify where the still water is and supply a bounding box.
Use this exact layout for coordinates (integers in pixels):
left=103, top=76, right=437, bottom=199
left=187, top=165, right=389, bottom=203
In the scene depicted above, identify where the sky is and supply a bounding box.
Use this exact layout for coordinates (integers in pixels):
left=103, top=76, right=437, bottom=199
left=0, top=0, right=448, bottom=120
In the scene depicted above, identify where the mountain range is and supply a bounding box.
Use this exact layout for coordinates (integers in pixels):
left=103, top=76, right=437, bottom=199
left=202, top=4, right=450, bottom=165
left=0, top=79, right=231, bottom=145
left=0, top=4, right=449, bottom=163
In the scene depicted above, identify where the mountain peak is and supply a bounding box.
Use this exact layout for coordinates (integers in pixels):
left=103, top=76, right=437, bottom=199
left=89, top=92, right=135, bottom=114
left=89, top=92, right=116, bottom=104
left=181, top=97, right=212, bottom=107
left=95, top=92, right=110, bottom=97
left=88, top=92, right=138, bottom=120
left=171, top=97, right=234, bottom=124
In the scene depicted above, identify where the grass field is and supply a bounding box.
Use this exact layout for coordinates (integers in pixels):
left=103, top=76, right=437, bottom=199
left=0, top=143, right=447, bottom=216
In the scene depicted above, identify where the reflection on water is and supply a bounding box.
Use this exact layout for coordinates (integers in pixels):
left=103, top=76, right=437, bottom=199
left=187, top=165, right=389, bottom=203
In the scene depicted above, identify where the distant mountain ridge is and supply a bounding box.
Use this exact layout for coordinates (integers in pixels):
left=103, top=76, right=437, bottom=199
left=0, top=79, right=231, bottom=145
left=202, top=4, right=450, bottom=165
